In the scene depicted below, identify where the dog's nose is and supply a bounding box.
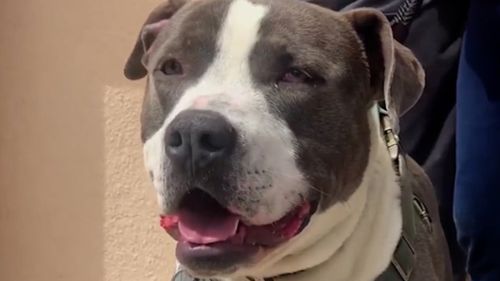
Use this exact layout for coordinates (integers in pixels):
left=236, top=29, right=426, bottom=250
left=165, top=110, right=236, bottom=174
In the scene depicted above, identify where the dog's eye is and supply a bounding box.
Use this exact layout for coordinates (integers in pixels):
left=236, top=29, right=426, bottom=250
left=278, top=68, right=322, bottom=85
left=280, top=68, right=311, bottom=83
left=161, top=59, right=183, bottom=75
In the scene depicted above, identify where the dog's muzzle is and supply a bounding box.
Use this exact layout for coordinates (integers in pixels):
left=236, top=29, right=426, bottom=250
left=158, top=110, right=315, bottom=274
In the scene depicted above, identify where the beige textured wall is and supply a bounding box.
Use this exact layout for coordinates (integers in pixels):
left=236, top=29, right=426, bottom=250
left=0, top=1, right=175, bottom=281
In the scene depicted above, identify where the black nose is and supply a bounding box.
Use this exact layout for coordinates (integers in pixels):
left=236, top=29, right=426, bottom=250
left=165, top=110, right=237, bottom=174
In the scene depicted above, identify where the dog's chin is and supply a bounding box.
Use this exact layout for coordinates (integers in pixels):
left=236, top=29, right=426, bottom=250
left=159, top=189, right=316, bottom=277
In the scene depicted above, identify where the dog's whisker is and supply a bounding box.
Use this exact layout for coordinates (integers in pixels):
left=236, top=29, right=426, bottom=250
left=264, top=171, right=330, bottom=196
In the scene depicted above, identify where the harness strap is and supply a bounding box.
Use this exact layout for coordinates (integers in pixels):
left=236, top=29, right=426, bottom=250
left=376, top=106, right=417, bottom=281
left=376, top=103, right=434, bottom=281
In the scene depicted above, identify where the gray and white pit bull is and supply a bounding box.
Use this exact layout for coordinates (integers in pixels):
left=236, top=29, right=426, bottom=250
left=123, top=0, right=452, bottom=280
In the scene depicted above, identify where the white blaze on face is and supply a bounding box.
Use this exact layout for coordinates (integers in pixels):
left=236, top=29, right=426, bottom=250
left=143, top=0, right=308, bottom=225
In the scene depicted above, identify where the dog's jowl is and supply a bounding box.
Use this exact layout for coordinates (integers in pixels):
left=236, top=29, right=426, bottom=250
left=124, top=0, right=452, bottom=280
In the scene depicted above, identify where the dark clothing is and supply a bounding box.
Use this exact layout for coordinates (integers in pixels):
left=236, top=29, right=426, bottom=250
left=455, top=1, right=500, bottom=281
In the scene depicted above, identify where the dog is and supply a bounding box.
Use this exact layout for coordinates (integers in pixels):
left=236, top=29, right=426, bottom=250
left=123, top=0, right=452, bottom=280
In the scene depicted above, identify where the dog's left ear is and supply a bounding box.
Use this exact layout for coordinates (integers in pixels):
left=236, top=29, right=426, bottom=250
left=124, top=0, right=189, bottom=80
left=343, top=8, right=425, bottom=132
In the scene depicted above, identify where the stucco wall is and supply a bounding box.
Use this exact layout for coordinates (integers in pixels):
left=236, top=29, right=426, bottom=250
left=0, top=1, right=175, bottom=281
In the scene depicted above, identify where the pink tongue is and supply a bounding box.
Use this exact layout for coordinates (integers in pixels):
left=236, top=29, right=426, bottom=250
left=178, top=209, right=239, bottom=244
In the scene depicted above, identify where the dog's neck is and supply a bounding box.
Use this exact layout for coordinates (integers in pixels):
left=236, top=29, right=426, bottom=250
left=244, top=106, right=403, bottom=281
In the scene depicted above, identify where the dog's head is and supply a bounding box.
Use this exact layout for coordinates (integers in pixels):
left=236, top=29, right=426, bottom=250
left=124, top=0, right=424, bottom=278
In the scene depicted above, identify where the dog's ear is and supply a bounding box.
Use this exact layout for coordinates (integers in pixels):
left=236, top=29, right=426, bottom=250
left=343, top=8, right=425, bottom=132
left=124, top=0, right=189, bottom=80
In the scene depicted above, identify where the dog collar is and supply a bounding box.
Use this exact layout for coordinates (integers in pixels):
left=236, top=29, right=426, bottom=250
left=375, top=106, right=416, bottom=281
left=171, top=271, right=279, bottom=281
left=171, top=106, right=431, bottom=281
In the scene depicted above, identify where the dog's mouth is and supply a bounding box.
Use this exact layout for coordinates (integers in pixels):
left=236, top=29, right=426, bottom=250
left=160, top=189, right=315, bottom=271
